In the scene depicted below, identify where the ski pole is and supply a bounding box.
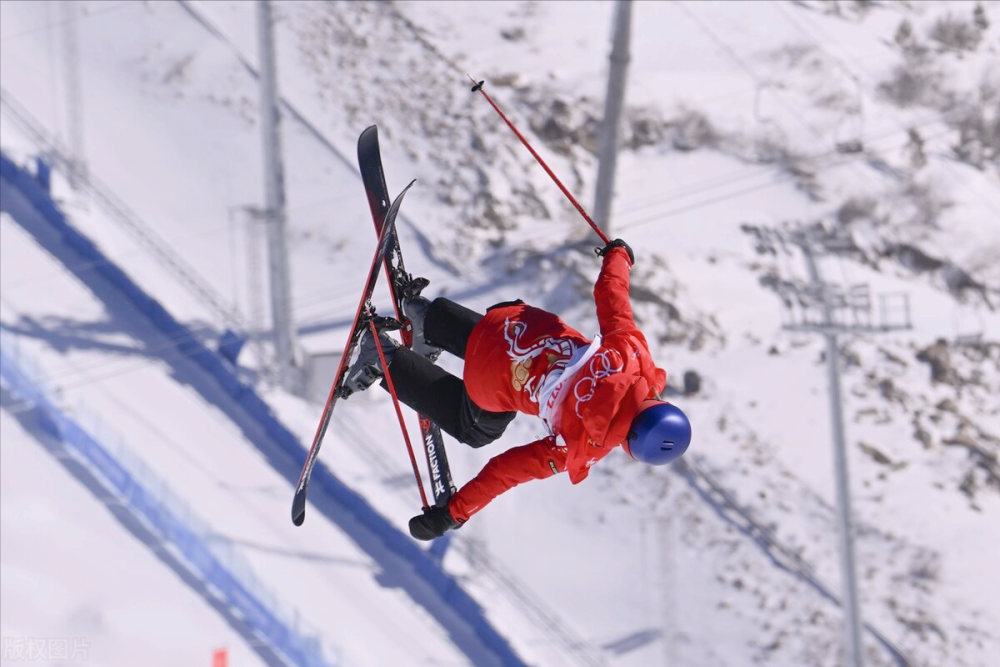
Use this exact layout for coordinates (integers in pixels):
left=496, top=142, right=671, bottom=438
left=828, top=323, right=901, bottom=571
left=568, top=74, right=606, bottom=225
left=368, top=316, right=430, bottom=509
left=468, top=75, right=611, bottom=245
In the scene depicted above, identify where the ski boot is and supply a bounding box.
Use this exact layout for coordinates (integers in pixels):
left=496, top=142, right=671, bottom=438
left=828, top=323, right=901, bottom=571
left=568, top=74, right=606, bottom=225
left=395, top=274, right=443, bottom=362
left=341, top=319, right=401, bottom=398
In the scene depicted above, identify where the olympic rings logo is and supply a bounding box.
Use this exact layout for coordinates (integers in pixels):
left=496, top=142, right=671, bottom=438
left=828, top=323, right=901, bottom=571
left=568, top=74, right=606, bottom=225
left=573, top=350, right=623, bottom=418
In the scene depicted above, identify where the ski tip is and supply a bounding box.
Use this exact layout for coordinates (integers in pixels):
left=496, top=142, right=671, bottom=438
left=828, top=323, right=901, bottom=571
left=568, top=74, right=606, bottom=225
left=392, top=179, right=417, bottom=202
left=291, top=495, right=307, bottom=526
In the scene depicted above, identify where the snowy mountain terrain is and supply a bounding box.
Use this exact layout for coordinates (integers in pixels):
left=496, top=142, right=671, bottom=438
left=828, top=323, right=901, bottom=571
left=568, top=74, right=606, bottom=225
left=1, top=1, right=998, bottom=666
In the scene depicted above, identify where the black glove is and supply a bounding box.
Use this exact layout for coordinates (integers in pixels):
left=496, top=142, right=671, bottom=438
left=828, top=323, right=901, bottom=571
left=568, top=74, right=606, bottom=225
left=409, top=504, right=463, bottom=541
left=595, top=238, right=634, bottom=265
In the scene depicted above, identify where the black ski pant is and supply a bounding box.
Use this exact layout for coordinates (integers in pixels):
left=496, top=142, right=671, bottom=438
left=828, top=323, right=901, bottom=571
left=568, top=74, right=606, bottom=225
left=382, top=298, right=516, bottom=448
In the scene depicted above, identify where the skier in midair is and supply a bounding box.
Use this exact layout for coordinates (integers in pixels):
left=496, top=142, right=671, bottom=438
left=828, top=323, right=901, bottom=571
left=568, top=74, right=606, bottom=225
left=344, top=238, right=692, bottom=540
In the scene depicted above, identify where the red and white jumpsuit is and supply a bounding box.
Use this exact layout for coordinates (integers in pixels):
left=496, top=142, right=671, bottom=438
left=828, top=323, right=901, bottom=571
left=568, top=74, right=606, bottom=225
left=449, top=246, right=667, bottom=522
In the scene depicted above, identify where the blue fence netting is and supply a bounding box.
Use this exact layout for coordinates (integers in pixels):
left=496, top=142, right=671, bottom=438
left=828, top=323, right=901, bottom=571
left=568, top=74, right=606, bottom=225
left=0, top=330, right=335, bottom=667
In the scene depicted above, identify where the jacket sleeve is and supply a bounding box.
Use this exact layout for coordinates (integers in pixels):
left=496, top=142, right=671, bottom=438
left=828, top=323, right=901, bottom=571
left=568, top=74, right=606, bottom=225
left=594, top=246, right=640, bottom=339
left=448, top=437, right=568, bottom=522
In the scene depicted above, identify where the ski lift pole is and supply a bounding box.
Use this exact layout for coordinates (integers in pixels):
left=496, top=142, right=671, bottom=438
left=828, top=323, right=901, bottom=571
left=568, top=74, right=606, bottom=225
left=468, top=75, right=611, bottom=245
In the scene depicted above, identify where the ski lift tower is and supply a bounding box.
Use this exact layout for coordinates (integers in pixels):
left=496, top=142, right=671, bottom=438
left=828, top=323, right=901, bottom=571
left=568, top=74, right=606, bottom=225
left=593, top=0, right=633, bottom=238
left=764, top=225, right=912, bottom=667
left=61, top=0, right=87, bottom=190
left=256, top=0, right=296, bottom=390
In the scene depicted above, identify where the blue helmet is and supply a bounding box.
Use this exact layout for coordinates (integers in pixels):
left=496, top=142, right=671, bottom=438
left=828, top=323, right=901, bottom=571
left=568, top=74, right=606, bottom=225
left=623, top=401, right=692, bottom=465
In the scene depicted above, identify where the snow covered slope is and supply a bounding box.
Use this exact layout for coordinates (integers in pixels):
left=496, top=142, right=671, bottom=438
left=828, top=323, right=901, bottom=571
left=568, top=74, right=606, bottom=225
left=2, top=1, right=997, bottom=666
left=0, top=377, right=266, bottom=667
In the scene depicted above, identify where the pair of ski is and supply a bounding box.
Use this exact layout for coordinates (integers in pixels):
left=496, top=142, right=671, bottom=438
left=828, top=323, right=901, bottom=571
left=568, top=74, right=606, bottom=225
left=291, top=126, right=455, bottom=527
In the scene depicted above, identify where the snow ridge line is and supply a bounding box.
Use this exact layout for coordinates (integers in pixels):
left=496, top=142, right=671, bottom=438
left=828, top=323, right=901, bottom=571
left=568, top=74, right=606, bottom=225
left=677, top=456, right=921, bottom=667
left=0, top=329, right=337, bottom=667
left=0, top=150, right=528, bottom=667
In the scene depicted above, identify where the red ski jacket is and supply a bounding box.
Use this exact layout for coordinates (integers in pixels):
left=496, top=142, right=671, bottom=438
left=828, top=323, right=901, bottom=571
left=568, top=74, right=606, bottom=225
left=449, top=247, right=667, bottom=522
